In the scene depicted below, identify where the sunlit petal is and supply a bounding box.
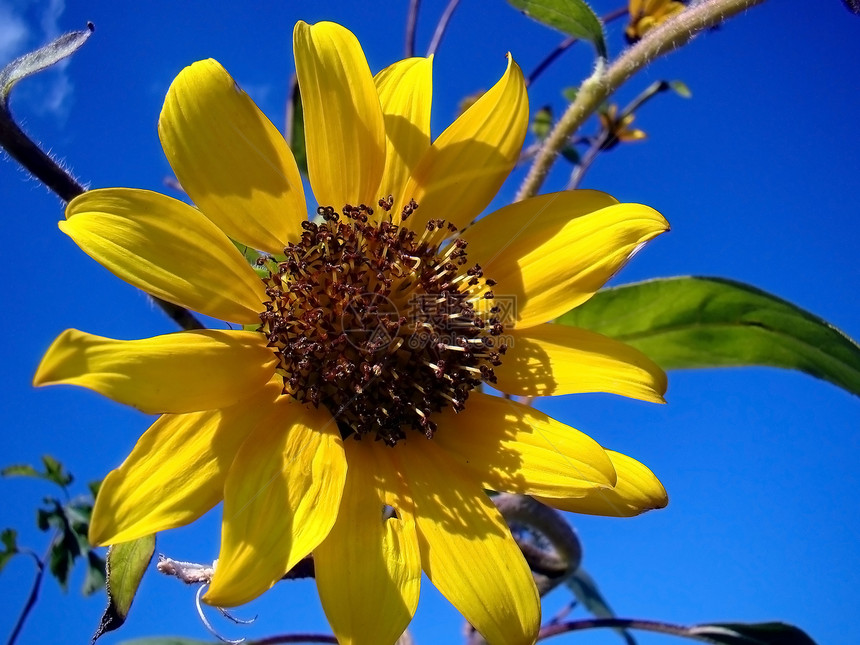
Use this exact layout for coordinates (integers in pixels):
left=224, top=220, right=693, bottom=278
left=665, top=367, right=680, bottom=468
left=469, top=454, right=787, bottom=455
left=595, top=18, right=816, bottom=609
left=294, top=21, right=385, bottom=209
left=535, top=450, right=668, bottom=517
left=402, top=55, right=528, bottom=231
left=316, top=439, right=420, bottom=645
left=205, top=400, right=346, bottom=607
left=399, top=437, right=540, bottom=645
left=63, top=188, right=267, bottom=324
left=159, top=59, right=306, bottom=253
left=433, top=392, right=616, bottom=497
left=35, top=329, right=276, bottom=414
left=495, top=323, right=667, bottom=402
left=89, top=382, right=283, bottom=545
left=462, top=191, right=669, bottom=328
left=374, top=56, right=433, bottom=208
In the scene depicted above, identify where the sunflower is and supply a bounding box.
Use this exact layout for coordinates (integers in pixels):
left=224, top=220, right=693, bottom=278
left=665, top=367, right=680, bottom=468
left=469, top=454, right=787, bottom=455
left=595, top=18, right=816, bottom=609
left=626, top=0, right=686, bottom=42
left=598, top=104, right=648, bottom=150
left=35, top=20, right=669, bottom=645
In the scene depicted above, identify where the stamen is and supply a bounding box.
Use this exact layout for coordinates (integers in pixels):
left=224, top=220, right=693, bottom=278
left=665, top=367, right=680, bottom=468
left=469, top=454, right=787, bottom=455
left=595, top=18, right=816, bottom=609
left=258, top=201, right=504, bottom=445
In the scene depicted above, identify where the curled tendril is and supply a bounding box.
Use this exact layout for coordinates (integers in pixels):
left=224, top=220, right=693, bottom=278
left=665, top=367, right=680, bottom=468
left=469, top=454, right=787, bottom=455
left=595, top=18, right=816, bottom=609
left=195, top=583, right=247, bottom=645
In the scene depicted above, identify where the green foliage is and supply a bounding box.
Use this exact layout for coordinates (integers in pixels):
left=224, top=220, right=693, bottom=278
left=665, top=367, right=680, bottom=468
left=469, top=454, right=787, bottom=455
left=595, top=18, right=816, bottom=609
left=507, top=0, right=607, bottom=58
left=0, top=22, right=94, bottom=107
left=566, top=570, right=636, bottom=645
left=0, top=528, right=19, bottom=573
left=2, top=454, right=73, bottom=488
left=689, top=622, right=817, bottom=645
left=532, top=106, right=553, bottom=139
left=669, top=79, right=693, bottom=98
left=561, top=145, right=581, bottom=164
left=556, top=276, right=860, bottom=396
left=37, top=495, right=102, bottom=594
left=93, top=534, right=156, bottom=642
left=288, top=76, right=308, bottom=176
left=2, top=457, right=105, bottom=596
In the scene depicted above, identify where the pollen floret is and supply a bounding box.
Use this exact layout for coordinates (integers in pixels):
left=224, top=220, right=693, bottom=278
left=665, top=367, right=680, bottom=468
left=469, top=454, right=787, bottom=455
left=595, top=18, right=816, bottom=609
left=259, top=199, right=506, bottom=445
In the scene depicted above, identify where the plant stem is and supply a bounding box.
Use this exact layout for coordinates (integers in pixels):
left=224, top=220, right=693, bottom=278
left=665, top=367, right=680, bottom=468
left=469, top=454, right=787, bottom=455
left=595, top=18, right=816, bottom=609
left=5, top=545, right=49, bottom=645
left=405, top=0, right=421, bottom=57
left=248, top=636, right=338, bottom=645
left=426, top=0, right=460, bottom=57
left=568, top=80, right=669, bottom=189
left=0, top=105, right=84, bottom=202
left=526, top=6, right=628, bottom=87
left=538, top=617, right=708, bottom=642
left=567, top=131, right=608, bottom=189
left=515, top=0, right=768, bottom=202
left=0, top=103, right=204, bottom=331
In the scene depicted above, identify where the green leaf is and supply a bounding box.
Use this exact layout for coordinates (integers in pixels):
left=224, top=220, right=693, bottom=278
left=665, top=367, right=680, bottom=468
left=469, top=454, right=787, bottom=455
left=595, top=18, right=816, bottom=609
left=0, top=528, right=19, bottom=573
left=669, top=79, right=692, bottom=98
left=566, top=570, right=635, bottom=645
left=561, top=144, right=581, bottom=164
left=555, top=276, right=860, bottom=397
left=689, top=622, right=817, bottom=645
left=532, top=106, right=553, bottom=139
left=1, top=455, right=73, bottom=488
left=39, top=499, right=84, bottom=590
left=286, top=74, right=307, bottom=176
left=93, top=534, right=156, bottom=642
left=0, top=22, right=94, bottom=107
left=508, top=0, right=607, bottom=58
left=41, top=455, right=73, bottom=487
left=1, top=464, right=40, bottom=478
left=562, top=86, right=579, bottom=102
left=83, top=550, right=107, bottom=596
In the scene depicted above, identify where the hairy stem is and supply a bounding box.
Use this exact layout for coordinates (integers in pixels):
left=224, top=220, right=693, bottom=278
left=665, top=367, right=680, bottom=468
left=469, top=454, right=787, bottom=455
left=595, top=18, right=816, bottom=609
left=538, top=617, right=715, bottom=642
left=0, top=104, right=204, bottom=330
left=0, top=105, right=84, bottom=202
left=516, top=0, right=768, bottom=201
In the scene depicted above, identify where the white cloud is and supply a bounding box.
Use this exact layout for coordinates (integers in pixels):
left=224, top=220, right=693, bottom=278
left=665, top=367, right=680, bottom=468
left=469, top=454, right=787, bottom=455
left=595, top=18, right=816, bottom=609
left=0, top=2, right=30, bottom=64
left=0, top=0, right=75, bottom=118
left=40, top=0, right=64, bottom=38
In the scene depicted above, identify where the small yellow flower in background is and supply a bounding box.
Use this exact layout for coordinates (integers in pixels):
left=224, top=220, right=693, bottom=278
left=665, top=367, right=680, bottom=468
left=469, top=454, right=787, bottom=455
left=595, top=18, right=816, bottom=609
left=598, top=104, right=648, bottom=150
left=626, top=0, right=686, bottom=42
left=34, top=20, right=669, bottom=645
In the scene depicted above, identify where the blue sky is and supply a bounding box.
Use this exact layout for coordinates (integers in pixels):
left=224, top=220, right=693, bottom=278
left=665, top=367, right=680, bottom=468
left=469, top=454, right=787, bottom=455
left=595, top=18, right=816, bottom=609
left=1, top=1, right=858, bottom=644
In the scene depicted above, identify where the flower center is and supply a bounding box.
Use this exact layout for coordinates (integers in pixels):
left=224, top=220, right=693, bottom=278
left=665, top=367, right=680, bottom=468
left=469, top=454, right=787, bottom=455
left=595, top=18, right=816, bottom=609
left=258, top=199, right=506, bottom=445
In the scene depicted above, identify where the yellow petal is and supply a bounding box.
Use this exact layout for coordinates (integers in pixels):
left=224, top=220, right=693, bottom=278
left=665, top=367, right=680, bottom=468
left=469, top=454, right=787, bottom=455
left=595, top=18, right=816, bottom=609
left=402, top=54, right=528, bottom=231
left=34, top=329, right=276, bottom=414
left=294, top=21, right=385, bottom=209
left=316, top=439, right=420, bottom=645
left=462, top=191, right=669, bottom=328
left=534, top=450, right=668, bottom=517
left=434, top=392, right=616, bottom=497
left=63, top=188, right=267, bottom=324
left=89, top=381, right=283, bottom=546
left=494, top=323, right=667, bottom=402
left=398, top=437, right=540, bottom=645
left=158, top=59, right=305, bottom=254
left=205, top=399, right=346, bottom=607
left=374, top=57, right=433, bottom=208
